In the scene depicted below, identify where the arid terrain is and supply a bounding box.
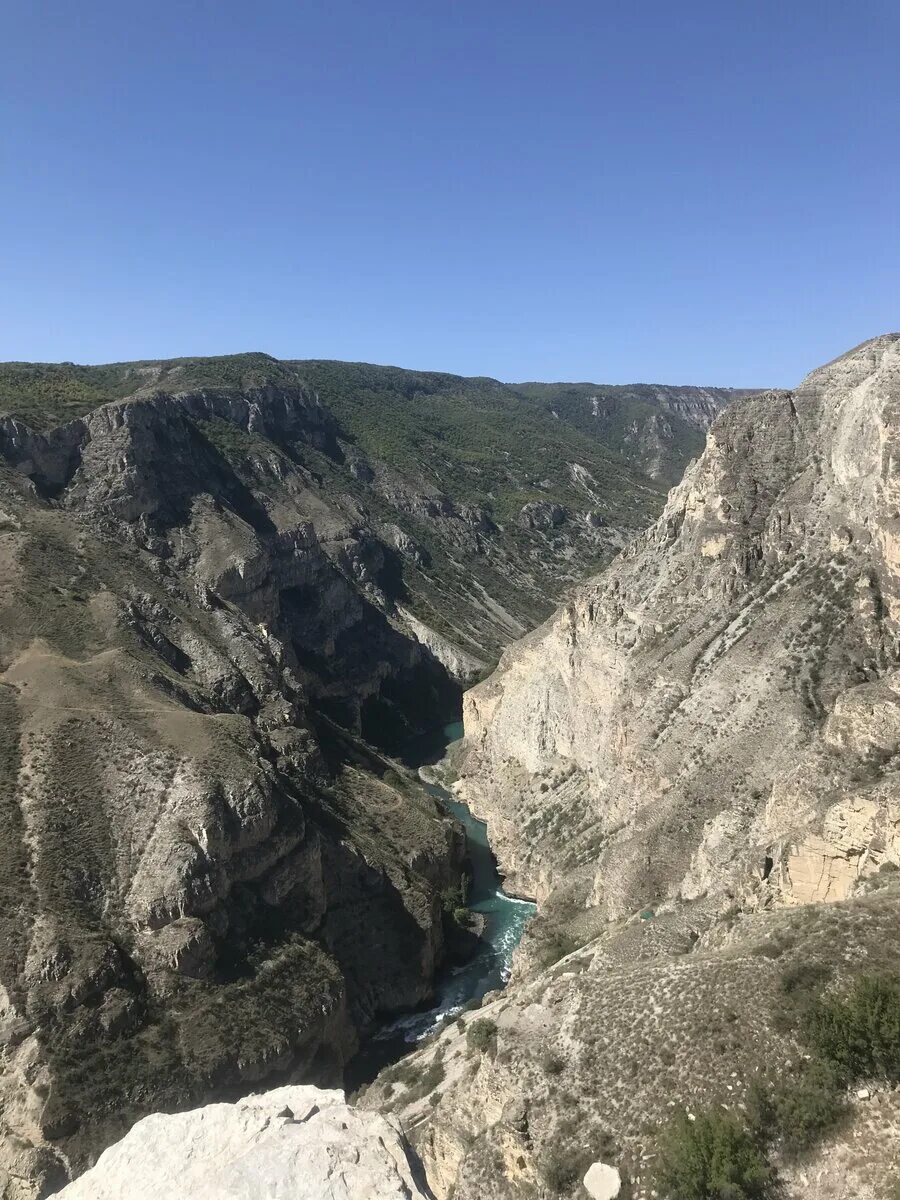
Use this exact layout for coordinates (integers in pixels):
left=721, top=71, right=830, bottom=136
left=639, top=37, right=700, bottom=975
left=0, top=353, right=731, bottom=1196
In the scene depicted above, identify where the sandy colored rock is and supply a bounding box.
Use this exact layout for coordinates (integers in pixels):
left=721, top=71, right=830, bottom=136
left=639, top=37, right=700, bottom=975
left=364, top=336, right=900, bottom=1200
left=460, top=334, right=900, bottom=920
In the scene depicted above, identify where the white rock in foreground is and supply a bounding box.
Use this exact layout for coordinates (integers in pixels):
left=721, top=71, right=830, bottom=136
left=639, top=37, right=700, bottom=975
left=54, top=1086, right=430, bottom=1199
left=583, top=1160, right=622, bottom=1200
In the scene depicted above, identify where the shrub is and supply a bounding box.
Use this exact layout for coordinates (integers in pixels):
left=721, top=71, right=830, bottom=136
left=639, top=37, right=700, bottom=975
left=746, top=1058, right=845, bottom=1153
left=421, top=1058, right=446, bottom=1091
left=391, top=1053, right=445, bottom=1104
left=466, top=1018, right=497, bottom=1054
left=655, top=1110, right=774, bottom=1200
left=780, top=961, right=831, bottom=998
left=807, top=974, right=900, bottom=1083
left=440, top=881, right=471, bottom=926
left=541, top=1149, right=583, bottom=1194
left=542, top=1051, right=565, bottom=1076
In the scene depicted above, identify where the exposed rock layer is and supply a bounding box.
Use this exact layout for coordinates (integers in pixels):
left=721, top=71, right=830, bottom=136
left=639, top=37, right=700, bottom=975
left=1, top=355, right=750, bottom=674
left=460, top=335, right=900, bottom=918
left=0, top=382, right=467, bottom=1196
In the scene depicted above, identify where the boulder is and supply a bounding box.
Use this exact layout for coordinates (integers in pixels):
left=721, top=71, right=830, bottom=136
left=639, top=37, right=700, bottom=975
left=54, top=1086, right=429, bottom=1200
left=583, top=1161, right=622, bottom=1200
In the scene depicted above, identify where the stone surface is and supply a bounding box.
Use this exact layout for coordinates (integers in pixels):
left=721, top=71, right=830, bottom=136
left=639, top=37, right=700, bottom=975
left=0, top=377, right=468, bottom=1196
left=0, top=354, right=743, bottom=1196
left=583, top=1161, right=621, bottom=1199
left=53, top=1086, right=429, bottom=1199
left=459, top=334, right=900, bottom=920
left=0, top=356, right=743, bottom=676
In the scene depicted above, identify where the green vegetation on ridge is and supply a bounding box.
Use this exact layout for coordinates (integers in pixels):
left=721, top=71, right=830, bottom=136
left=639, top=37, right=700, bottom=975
left=0, top=353, right=299, bottom=430
left=654, top=971, right=900, bottom=1199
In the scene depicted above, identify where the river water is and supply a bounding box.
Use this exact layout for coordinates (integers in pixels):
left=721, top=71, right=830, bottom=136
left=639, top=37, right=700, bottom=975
left=346, top=721, right=535, bottom=1086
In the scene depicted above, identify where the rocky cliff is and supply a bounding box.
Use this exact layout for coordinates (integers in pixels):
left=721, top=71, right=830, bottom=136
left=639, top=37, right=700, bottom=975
left=460, top=334, right=900, bottom=919
left=0, top=382, right=470, bottom=1197
left=365, top=336, right=900, bottom=1200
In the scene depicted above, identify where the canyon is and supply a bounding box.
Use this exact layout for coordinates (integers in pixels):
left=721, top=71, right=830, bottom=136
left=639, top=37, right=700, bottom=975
left=2, top=338, right=900, bottom=1199
left=0, top=353, right=729, bottom=1196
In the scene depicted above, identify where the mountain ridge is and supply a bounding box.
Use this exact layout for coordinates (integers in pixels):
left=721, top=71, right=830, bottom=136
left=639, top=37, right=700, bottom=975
left=0, top=354, right=755, bottom=673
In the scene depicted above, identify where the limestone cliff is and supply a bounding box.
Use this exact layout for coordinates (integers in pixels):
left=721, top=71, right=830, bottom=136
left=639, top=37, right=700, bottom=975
left=0, top=383, right=466, bottom=1197
left=1, top=355, right=749, bottom=677
left=0, top=352, right=743, bottom=1196
left=460, top=334, right=900, bottom=921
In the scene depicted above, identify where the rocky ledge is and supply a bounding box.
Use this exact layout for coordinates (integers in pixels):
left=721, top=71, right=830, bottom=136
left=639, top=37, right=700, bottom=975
left=53, top=1085, right=430, bottom=1199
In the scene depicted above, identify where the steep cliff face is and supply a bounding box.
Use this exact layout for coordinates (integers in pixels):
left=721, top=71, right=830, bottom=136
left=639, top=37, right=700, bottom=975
left=1, top=356, right=751, bottom=677
left=365, top=336, right=900, bottom=1200
left=460, top=335, right=900, bottom=922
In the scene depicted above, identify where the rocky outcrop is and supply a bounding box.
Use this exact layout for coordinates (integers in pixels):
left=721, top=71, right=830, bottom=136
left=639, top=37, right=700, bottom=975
left=367, top=885, right=900, bottom=1200
left=583, top=1162, right=622, bottom=1200
left=396, top=606, right=486, bottom=684
left=0, top=353, right=753, bottom=1197
left=3, top=356, right=733, bottom=676
left=459, top=335, right=900, bottom=921
left=54, top=1086, right=430, bottom=1199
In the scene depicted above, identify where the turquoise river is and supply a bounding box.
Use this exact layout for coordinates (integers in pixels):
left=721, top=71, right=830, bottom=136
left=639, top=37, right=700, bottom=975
left=347, top=721, right=536, bottom=1085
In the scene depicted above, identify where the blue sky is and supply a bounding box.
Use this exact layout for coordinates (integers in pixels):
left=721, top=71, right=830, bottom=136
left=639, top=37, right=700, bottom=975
left=2, top=0, right=898, bottom=386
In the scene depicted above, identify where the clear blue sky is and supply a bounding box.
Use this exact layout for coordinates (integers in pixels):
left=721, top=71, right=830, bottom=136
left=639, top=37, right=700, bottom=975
left=3, top=1, right=898, bottom=386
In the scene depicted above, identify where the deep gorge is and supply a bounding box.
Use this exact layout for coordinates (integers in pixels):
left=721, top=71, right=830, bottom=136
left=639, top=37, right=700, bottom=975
left=346, top=719, right=537, bottom=1091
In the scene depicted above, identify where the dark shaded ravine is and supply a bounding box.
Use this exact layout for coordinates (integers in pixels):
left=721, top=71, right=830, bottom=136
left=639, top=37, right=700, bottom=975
left=346, top=721, right=535, bottom=1088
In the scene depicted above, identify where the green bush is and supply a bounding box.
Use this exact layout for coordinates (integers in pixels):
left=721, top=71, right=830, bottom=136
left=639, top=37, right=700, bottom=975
left=655, top=1110, right=774, bottom=1200
left=807, top=974, right=900, bottom=1083
left=779, top=960, right=831, bottom=999
left=746, top=1058, right=845, bottom=1153
left=388, top=1053, right=445, bottom=1103
left=466, top=1018, right=497, bottom=1054
left=541, top=1147, right=587, bottom=1194
left=542, top=1051, right=565, bottom=1076
left=440, top=881, right=470, bottom=926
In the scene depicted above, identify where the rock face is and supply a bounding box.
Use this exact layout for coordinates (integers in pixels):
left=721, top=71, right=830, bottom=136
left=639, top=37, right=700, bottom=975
left=367, top=890, right=900, bottom=1200
left=1, top=356, right=752, bottom=675
left=460, top=335, right=900, bottom=918
left=362, top=336, right=900, bottom=1200
left=583, top=1162, right=622, bottom=1200
left=54, top=1086, right=430, bottom=1199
